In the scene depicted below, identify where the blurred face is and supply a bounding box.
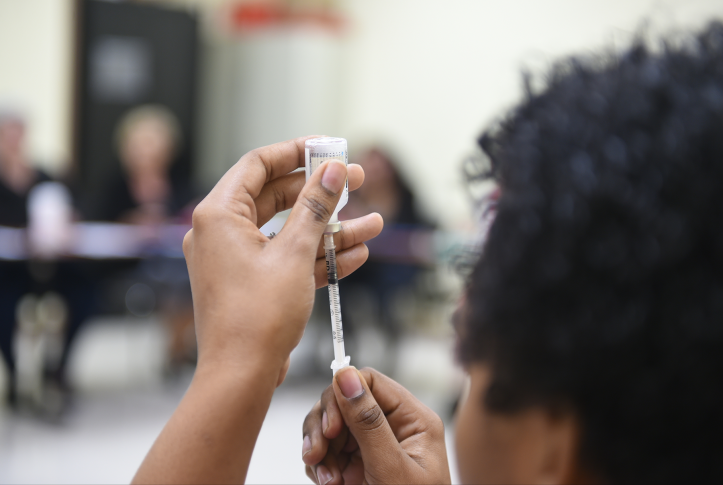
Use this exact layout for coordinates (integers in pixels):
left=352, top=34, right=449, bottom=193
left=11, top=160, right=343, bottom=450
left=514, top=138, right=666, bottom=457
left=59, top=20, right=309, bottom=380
left=120, top=118, right=174, bottom=175
left=0, top=119, right=26, bottom=162
left=353, top=150, right=396, bottom=194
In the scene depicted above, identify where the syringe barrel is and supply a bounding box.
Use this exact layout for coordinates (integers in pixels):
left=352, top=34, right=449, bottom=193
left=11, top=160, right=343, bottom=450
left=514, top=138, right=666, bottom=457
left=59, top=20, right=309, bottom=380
left=305, top=137, right=348, bottom=233
left=324, top=234, right=344, bottom=347
left=324, top=233, right=349, bottom=374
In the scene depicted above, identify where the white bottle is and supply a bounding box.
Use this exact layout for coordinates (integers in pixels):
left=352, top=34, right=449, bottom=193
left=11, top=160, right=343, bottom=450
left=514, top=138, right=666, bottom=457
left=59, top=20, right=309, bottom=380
left=27, top=182, right=73, bottom=258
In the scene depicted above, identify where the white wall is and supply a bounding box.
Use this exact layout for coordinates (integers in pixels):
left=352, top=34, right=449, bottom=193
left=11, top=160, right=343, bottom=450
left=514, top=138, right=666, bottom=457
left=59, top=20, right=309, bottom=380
left=337, top=0, right=723, bottom=228
left=0, top=0, right=74, bottom=174
left=2, top=0, right=723, bottom=218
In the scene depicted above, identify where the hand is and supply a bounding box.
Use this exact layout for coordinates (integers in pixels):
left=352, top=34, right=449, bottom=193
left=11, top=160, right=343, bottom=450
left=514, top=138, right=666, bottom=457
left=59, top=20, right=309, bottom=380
left=134, top=137, right=383, bottom=485
left=183, top=136, right=384, bottom=381
left=302, top=367, right=452, bottom=485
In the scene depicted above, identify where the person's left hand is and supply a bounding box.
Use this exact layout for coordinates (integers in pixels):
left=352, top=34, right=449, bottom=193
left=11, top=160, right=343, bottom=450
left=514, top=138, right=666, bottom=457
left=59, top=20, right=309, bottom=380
left=302, top=367, right=451, bottom=485
left=183, top=136, right=383, bottom=383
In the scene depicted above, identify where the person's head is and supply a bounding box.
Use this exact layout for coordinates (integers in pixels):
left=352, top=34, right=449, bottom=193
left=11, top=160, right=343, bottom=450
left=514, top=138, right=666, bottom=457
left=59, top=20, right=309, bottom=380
left=455, top=22, right=723, bottom=484
left=0, top=108, right=27, bottom=166
left=115, top=104, right=181, bottom=176
left=352, top=147, right=400, bottom=193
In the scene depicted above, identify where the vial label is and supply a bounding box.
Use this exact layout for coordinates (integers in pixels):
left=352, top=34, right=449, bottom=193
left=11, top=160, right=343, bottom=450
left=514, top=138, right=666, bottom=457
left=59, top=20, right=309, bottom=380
left=308, top=150, right=347, bottom=174
left=307, top=150, right=349, bottom=210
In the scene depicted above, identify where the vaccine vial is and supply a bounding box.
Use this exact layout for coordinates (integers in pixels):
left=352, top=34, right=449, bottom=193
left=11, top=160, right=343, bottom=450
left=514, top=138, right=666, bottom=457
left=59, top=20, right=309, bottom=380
left=305, top=137, right=348, bottom=234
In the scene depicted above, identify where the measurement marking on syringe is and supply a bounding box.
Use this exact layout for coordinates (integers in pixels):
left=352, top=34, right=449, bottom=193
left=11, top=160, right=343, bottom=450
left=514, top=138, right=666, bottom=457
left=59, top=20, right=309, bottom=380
left=329, top=288, right=344, bottom=343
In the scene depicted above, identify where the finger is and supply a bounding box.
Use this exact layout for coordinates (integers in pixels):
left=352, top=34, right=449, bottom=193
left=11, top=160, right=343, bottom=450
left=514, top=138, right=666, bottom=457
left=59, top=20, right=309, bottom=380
left=315, top=213, right=383, bottom=259
left=315, top=426, right=353, bottom=485
left=206, top=136, right=318, bottom=224
left=315, top=455, right=343, bottom=485
left=303, top=400, right=330, bottom=466
left=255, top=164, right=365, bottom=229
left=320, top=383, right=343, bottom=440
left=314, top=244, right=369, bottom=289
left=332, top=366, right=410, bottom=471
left=340, top=452, right=366, bottom=484
left=342, top=434, right=359, bottom=453
left=305, top=465, right=318, bottom=485
left=357, top=367, right=445, bottom=443
left=277, top=160, right=347, bottom=255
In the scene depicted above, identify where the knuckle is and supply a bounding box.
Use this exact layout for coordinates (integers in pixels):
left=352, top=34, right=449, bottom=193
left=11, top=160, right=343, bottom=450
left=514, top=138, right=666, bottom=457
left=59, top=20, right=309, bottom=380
left=192, top=202, right=237, bottom=228
left=337, top=228, right=346, bottom=249
left=341, top=221, right=357, bottom=248
left=301, top=194, right=333, bottom=223
left=245, top=148, right=262, bottom=166
left=360, top=366, right=379, bottom=381
left=354, top=404, right=385, bottom=432
left=191, top=204, right=213, bottom=227
left=321, top=385, right=335, bottom=404
left=272, top=183, right=287, bottom=212
left=430, top=412, right=445, bottom=438
left=182, top=229, right=193, bottom=256
left=302, top=415, right=316, bottom=435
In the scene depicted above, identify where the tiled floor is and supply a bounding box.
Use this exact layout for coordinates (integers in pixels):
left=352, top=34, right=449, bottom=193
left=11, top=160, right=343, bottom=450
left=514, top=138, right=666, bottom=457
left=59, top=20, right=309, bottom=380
left=0, top=317, right=461, bottom=484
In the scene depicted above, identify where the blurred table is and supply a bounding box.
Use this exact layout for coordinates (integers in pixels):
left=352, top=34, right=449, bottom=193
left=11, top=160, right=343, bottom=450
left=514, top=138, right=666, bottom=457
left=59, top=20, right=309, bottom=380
left=0, top=223, right=191, bottom=261
left=0, top=222, right=476, bottom=266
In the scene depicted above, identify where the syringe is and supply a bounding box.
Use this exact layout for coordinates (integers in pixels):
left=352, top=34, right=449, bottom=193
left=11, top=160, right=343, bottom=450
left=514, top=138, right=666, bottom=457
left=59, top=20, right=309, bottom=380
left=305, top=137, right=351, bottom=375
left=324, top=233, right=351, bottom=374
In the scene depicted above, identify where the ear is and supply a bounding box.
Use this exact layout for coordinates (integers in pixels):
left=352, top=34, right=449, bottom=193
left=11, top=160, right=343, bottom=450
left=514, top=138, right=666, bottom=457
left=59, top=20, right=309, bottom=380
left=527, top=408, right=579, bottom=485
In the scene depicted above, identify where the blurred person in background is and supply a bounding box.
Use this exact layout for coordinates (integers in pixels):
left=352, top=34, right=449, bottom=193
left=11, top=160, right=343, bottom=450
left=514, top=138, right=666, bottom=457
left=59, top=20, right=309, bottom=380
left=131, top=21, right=723, bottom=485
left=342, top=147, right=424, bottom=227
left=99, top=104, right=194, bottom=224
left=0, top=107, right=93, bottom=416
left=0, top=107, right=49, bottom=409
left=0, top=108, right=51, bottom=224
left=98, top=105, right=197, bottom=373
left=338, top=147, right=432, bottom=365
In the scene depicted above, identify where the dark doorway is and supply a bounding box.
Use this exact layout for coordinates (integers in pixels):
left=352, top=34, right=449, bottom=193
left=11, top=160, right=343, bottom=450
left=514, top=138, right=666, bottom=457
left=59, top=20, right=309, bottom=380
left=75, top=0, right=198, bottom=219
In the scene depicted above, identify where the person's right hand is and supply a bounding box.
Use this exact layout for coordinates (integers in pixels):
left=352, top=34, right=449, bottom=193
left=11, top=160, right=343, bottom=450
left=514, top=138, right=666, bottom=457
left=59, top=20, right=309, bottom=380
left=302, top=367, right=452, bottom=485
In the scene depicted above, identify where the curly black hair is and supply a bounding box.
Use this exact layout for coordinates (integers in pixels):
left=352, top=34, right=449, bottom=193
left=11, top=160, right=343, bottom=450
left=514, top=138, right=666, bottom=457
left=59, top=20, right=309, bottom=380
left=460, top=22, right=723, bottom=483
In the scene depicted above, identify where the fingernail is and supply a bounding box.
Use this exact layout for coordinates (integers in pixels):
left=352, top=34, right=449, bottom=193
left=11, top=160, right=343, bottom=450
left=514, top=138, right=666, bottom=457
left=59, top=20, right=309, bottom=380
left=302, top=435, right=311, bottom=457
left=322, top=411, right=329, bottom=434
left=316, top=464, right=333, bottom=485
left=321, top=161, right=346, bottom=194
left=336, top=367, right=363, bottom=399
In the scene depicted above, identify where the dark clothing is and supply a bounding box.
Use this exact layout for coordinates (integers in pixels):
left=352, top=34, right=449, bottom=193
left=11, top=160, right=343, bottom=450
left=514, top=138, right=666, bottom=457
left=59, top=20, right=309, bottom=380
left=0, top=170, right=51, bottom=226
left=92, top=168, right=195, bottom=222
left=0, top=170, right=94, bottom=405
left=339, top=185, right=434, bottom=342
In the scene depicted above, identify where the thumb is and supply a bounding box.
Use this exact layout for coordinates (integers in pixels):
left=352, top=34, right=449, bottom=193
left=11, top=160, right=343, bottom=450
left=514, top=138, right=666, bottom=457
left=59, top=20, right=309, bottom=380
left=332, top=366, right=406, bottom=470
left=278, top=160, right=347, bottom=254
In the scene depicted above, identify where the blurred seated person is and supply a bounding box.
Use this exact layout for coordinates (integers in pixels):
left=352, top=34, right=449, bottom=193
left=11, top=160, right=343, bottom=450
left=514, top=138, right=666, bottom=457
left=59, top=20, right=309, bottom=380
left=342, top=147, right=423, bottom=225
left=98, top=104, right=194, bottom=224
left=0, top=107, right=50, bottom=225
left=98, top=105, right=197, bottom=371
left=0, top=107, right=93, bottom=414
left=338, top=147, right=433, bottom=350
